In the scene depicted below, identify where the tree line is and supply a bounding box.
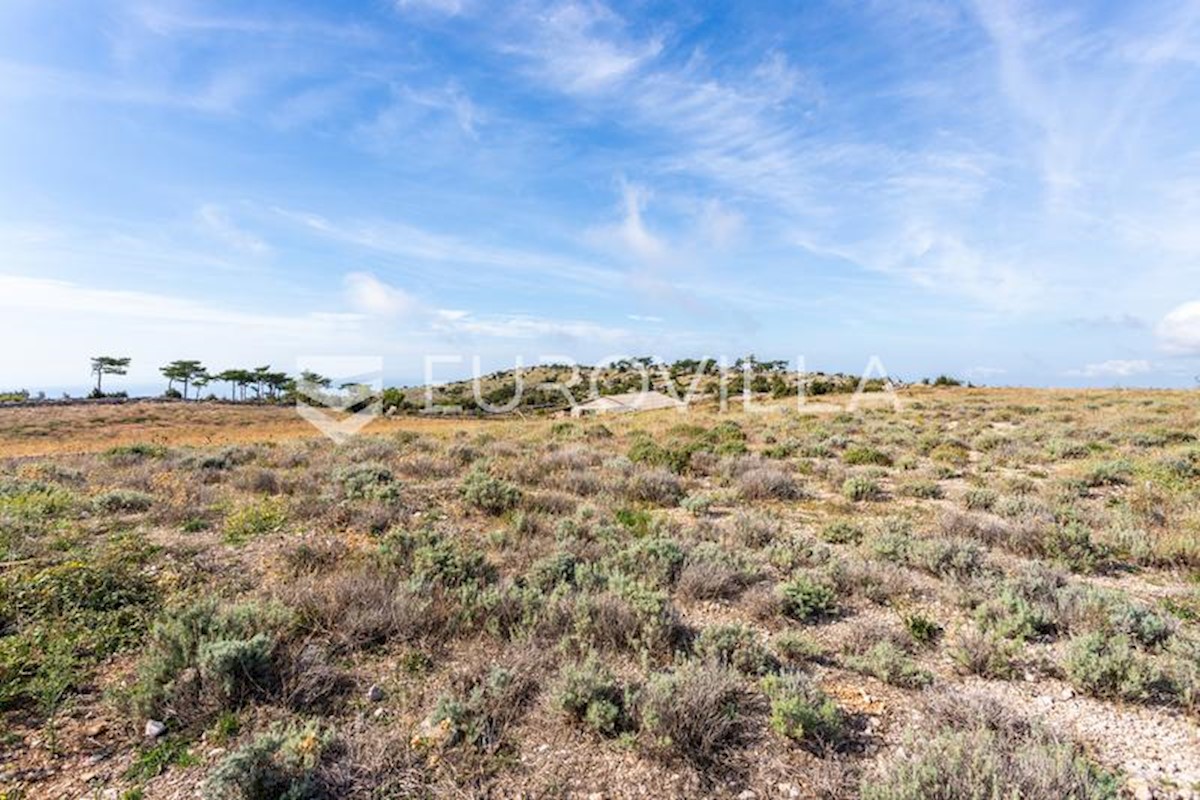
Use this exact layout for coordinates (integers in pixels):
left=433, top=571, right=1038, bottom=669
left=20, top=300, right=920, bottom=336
left=89, top=356, right=334, bottom=402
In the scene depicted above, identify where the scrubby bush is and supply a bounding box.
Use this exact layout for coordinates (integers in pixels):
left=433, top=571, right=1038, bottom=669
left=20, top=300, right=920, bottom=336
left=950, top=628, right=1015, bottom=679
left=844, top=446, right=892, bottom=466
left=963, top=487, right=997, bottom=511
left=223, top=499, right=287, bottom=544
left=93, top=489, right=154, bottom=513
left=737, top=466, right=802, bottom=500
left=860, top=693, right=1119, bottom=799
left=903, top=612, right=943, bottom=646
left=773, top=631, right=823, bottom=663
left=676, top=545, right=757, bottom=601
left=639, top=661, right=762, bottom=769
left=843, top=476, right=883, bottom=502
left=819, top=519, right=862, bottom=545
left=609, top=536, right=685, bottom=587
left=460, top=467, right=521, bottom=515
left=553, top=655, right=629, bottom=736
left=762, top=671, right=845, bottom=748
left=695, top=624, right=777, bottom=675
left=844, top=640, right=932, bottom=688
left=626, top=468, right=684, bottom=506
left=132, top=600, right=294, bottom=724
left=1064, top=632, right=1162, bottom=701
left=432, top=662, right=539, bottom=751
left=778, top=573, right=838, bottom=621
left=203, top=722, right=330, bottom=800
left=336, top=463, right=400, bottom=502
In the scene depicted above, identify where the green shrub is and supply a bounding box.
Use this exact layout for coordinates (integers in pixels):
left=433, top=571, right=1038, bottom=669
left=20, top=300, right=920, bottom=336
left=132, top=600, right=293, bottom=724
left=950, top=628, right=1016, bottom=678
left=844, top=641, right=932, bottom=688
left=773, top=631, right=823, bottom=663
left=761, top=671, right=845, bottom=747
left=411, top=536, right=496, bottom=588
left=608, top=536, right=685, bottom=587
left=93, top=489, right=154, bottom=513
left=899, top=480, right=942, bottom=499
left=553, top=655, right=629, bottom=736
left=432, top=664, right=538, bottom=750
left=223, top=499, right=287, bottom=544
left=963, top=487, right=997, bottom=511
left=695, top=624, right=777, bottom=675
left=975, top=589, right=1056, bottom=642
left=202, top=722, right=330, bottom=800
left=844, top=446, right=893, bottom=466
left=778, top=574, right=838, bottom=621
left=819, top=520, right=862, bottom=544
left=336, top=463, right=400, bottom=502
left=0, top=558, right=158, bottom=712
left=460, top=467, right=521, bottom=515
left=843, top=476, right=883, bottom=502
left=1046, top=523, right=1111, bottom=573
left=574, top=576, right=683, bottom=655
left=1064, top=632, right=1161, bottom=701
left=903, top=612, right=943, bottom=646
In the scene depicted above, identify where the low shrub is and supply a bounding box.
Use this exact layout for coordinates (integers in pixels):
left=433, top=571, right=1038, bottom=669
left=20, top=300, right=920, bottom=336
left=762, top=671, right=845, bottom=748
left=553, top=655, right=630, bottom=736
left=778, top=574, right=838, bottom=621
left=202, top=722, right=330, bottom=800
left=843, top=446, right=893, bottom=466
left=626, top=468, right=685, bottom=506
left=963, top=487, right=997, bottom=511
left=860, top=693, right=1119, bottom=799
left=132, top=599, right=294, bottom=725
left=950, top=628, right=1016, bottom=679
left=843, top=476, right=883, bottom=502
left=336, top=463, right=400, bottom=502
left=432, top=661, right=539, bottom=751
left=93, top=489, right=154, bottom=513
left=223, top=499, right=287, bottom=544
left=844, top=641, right=932, bottom=688
left=639, top=661, right=762, bottom=769
left=737, top=466, right=802, bottom=501
left=460, top=467, right=521, bottom=515
left=773, top=631, right=824, bottom=663
left=819, top=520, right=862, bottom=545
left=1063, top=632, right=1162, bottom=701
left=695, top=624, right=777, bottom=675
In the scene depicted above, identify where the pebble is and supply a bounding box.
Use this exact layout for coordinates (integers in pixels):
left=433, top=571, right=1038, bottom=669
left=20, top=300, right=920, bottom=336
left=366, top=684, right=385, bottom=702
left=144, top=719, right=167, bottom=739
left=737, top=791, right=757, bottom=800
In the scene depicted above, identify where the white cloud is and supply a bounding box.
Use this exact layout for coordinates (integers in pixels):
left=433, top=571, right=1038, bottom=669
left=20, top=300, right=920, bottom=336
left=1156, top=301, right=1200, bottom=354
left=1068, top=359, right=1153, bottom=378
left=344, top=272, right=423, bottom=316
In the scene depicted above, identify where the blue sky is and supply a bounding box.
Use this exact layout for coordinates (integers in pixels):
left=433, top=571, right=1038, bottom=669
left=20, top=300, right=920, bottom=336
left=2, top=0, right=1200, bottom=393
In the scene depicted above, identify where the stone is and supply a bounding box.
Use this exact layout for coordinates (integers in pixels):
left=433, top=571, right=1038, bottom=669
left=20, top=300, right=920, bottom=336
left=1059, top=688, right=1074, bottom=700
left=1127, top=777, right=1154, bottom=800
left=737, top=791, right=757, bottom=800
left=144, top=719, right=167, bottom=739
left=367, top=684, right=385, bottom=702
